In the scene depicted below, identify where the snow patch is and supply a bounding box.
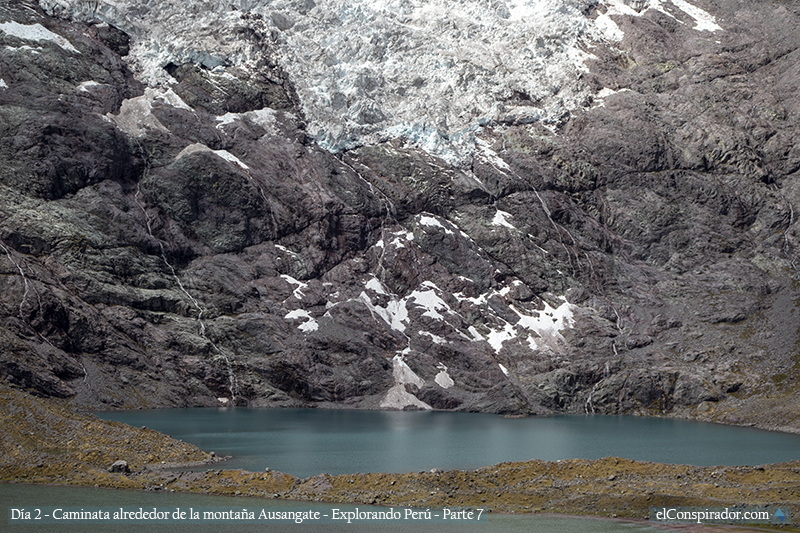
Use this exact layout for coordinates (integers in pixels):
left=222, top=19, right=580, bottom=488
left=4, top=44, right=41, bottom=53
left=418, top=214, right=454, bottom=235
left=454, top=292, right=488, bottom=306
left=420, top=331, right=446, bottom=345
left=358, top=280, right=456, bottom=333
left=175, top=143, right=250, bottom=170
left=0, top=21, right=79, bottom=53
left=389, top=230, right=414, bottom=248
left=598, top=87, right=623, bottom=99
left=285, top=309, right=319, bottom=332
left=499, top=363, right=509, bottom=376
left=669, top=0, right=723, bottom=32
left=486, top=322, right=517, bottom=353
left=365, top=276, right=388, bottom=295
left=358, top=292, right=409, bottom=332
left=213, top=150, right=249, bottom=170
left=605, top=0, right=722, bottom=32
left=393, top=355, right=425, bottom=389
left=77, top=80, right=101, bottom=92
left=513, top=300, right=575, bottom=338
left=216, top=113, right=240, bottom=129
left=108, top=87, right=193, bottom=137
left=216, top=107, right=279, bottom=135
left=434, top=363, right=454, bottom=389
left=604, top=0, right=646, bottom=17
left=274, top=244, right=297, bottom=255
left=592, top=87, right=632, bottom=108
left=515, top=299, right=577, bottom=351
left=407, top=284, right=451, bottom=321
left=380, top=385, right=432, bottom=410
left=492, top=210, right=516, bottom=229
left=595, top=12, right=625, bottom=41
left=0, top=79, right=7, bottom=89
left=464, top=287, right=578, bottom=353
left=476, top=137, right=511, bottom=171
left=158, top=87, right=193, bottom=111
left=380, top=355, right=431, bottom=410
left=468, top=326, right=485, bottom=341
left=280, top=275, right=308, bottom=300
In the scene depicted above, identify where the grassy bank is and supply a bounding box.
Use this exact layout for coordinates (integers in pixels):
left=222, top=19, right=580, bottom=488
left=2, top=384, right=797, bottom=531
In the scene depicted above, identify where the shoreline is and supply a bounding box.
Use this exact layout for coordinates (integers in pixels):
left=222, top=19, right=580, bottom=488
left=88, top=401, right=800, bottom=437
left=1, top=477, right=794, bottom=533
left=2, top=385, right=798, bottom=532
left=4, top=455, right=799, bottom=530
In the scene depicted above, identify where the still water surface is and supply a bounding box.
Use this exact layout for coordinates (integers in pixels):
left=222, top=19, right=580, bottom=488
left=96, top=409, right=800, bottom=477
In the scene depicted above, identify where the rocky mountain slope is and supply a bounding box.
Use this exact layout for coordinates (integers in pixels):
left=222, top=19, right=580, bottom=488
left=0, top=0, right=799, bottom=431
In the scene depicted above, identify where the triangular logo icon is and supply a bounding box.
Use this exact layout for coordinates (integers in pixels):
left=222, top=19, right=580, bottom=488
left=774, top=509, right=786, bottom=523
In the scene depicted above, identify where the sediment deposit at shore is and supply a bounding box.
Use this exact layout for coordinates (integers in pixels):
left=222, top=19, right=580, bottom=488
left=2, top=385, right=797, bottom=531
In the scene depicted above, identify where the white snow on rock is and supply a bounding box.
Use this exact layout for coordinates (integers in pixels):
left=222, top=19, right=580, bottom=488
left=468, top=326, right=485, bottom=341
left=434, top=363, right=454, bottom=389
left=0, top=79, right=7, bottom=89
left=357, top=280, right=456, bottom=335
left=158, top=87, right=193, bottom=110
left=380, top=384, right=432, bottom=410
left=389, top=230, right=414, bottom=248
left=511, top=300, right=576, bottom=350
left=418, top=214, right=454, bottom=235
left=380, top=354, right=431, bottom=410
left=595, top=12, right=625, bottom=41
left=280, top=275, right=308, bottom=300
left=605, top=0, right=722, bottom=32
left=487, top=322, right=517, bottom=353
left=365, top=276, right=388, bottom=295
left=597, top=87, right=625, bottom=98
left=175, top=143, right=250, bottom=170
left=476, top=137, right=511, bottom=172
left=77, top=80, right=101, bottom=92
left=407, top=282, right=451, bottom=321
left=420, top=331, right=446, bottom=345
left=492, top=210, right=516, bottom=229
left=216, top=108, right=280, bottom=135
left=108, top=87, right=193, bottom=137
left=393, top=355, right=425, bottom=389
left=40, top=0, right=723, bottom=163
left=358, top=291, right=409, bottom=332
left=284, top=309, right=319, bottom=332
left=212, top=149, right=249, bottom=170
left=274, top=244, right=297, bottom=255
left=0, top=21, right=79, bottom=53
left=592, top=87, right=633, bottom=107
left=4, top=44, right=42, bottom=54
left=499, top=363, right=510, bottom=376
left=668, top=0, right=723, bottom=32
left=459, top=283, right=578, bottom=353
left=454, top=291, right=489, bottom=306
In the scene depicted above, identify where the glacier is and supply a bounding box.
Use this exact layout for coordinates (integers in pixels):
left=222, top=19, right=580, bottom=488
left=40, top=0, right=721, bottom=163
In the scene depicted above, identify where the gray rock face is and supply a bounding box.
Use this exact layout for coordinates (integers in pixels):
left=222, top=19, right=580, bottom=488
left=0, top=0, right=799, bottom=431
left=107, top=459, right=130, bottom=473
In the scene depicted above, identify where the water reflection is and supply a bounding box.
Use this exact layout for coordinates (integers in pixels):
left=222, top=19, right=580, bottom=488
left=96, top=409, right=800, bottom=478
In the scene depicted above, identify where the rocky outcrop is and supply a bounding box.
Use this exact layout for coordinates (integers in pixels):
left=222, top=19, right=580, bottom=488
left=107, top=460, right=130, bottom=474
left=0, top=0, right=798, bottom=431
